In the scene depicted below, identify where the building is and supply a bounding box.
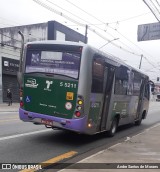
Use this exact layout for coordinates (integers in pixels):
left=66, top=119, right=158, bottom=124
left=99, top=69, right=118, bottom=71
left=0, top=21, right=87, bottom=103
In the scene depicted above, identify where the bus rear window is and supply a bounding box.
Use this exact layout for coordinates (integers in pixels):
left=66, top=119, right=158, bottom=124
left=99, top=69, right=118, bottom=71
left=25, top=50, right=81, bottom=79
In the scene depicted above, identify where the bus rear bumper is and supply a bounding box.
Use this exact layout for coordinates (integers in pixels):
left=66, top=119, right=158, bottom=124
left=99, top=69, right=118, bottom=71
left=19, top=108, right=87, bottom=133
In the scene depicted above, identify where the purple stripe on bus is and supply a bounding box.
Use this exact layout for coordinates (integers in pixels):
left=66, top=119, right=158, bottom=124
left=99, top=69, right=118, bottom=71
left=19, top=108, right=87, bottom=132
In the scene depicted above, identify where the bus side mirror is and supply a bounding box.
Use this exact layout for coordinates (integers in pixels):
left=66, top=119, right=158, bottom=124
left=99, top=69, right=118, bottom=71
left=17, top=71, right=23, bottom=87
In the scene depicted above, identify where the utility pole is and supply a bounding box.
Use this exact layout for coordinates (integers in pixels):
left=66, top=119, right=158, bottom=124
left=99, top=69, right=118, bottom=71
left=139, top=54, right=143, bottom=69
left=17, top=31, right=24, bottom=87
left=18, top=31, right=24, bottom=72
left=85, top=25, right=88, bottom=44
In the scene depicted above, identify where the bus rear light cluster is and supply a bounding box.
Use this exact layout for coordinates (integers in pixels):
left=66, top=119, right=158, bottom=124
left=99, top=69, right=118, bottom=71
left=20, top=101, right=24, bottom=107
left=74, top=95, right=84, bottom=118
left=75, top=111, right=81, bottom=117
left=19, top=88, right=24, bottom=107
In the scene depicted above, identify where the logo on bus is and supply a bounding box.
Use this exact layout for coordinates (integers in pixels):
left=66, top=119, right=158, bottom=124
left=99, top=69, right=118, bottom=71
left=25, top=96, right=31, bottom=103
left=44, top=80, right=53, bottom=91
left=25, top=78, right=38, bottom=88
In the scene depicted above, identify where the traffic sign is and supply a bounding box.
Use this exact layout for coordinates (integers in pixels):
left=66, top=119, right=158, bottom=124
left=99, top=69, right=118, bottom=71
left=138, top=22, right=160, bottom=41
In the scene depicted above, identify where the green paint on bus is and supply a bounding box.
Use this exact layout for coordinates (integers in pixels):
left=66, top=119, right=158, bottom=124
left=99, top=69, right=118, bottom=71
left=23, top=75, right=78, bottom=119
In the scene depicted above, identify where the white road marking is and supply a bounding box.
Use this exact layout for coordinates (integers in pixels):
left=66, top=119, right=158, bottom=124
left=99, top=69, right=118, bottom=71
left=0, top=129, right=49, bottom=141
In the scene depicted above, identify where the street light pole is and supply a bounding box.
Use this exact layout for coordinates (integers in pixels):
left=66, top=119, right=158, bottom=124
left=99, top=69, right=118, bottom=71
left=17, top=31, right=24, bottom=87
left=18, top=31, right=24, bottom=72
left=99, top=38, right=119, bottom=49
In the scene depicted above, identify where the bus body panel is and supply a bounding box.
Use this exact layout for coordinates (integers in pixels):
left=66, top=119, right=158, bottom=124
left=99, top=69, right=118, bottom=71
left=19, top=108, right=88, bottom=133
left=23, top=75, right=78, bottom=119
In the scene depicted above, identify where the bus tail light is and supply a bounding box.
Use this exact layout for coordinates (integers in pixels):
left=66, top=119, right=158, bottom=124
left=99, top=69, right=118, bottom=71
left=77, top=99, right=83, bottom=105
left=19, top=88, right=24, bottom=107
left=20, top=101, right=24, bottom=107
left=74, top=95, right=84, bottom=118
left=75, top=111, right=81, bottom=117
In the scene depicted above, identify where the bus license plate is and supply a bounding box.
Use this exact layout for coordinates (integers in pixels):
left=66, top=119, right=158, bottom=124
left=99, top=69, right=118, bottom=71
left=41, top=119, right=53, bottom=126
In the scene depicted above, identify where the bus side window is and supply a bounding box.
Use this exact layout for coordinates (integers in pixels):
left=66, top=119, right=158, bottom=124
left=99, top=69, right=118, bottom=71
left=114, top=79, right=127, bottom=95
left=144, top=83, right=150, bottom=100
left=133, top=72, right=142, bottom=96
left=91, top=56, right=104, bottom=93
left=114, top=66, right=128, bottom=95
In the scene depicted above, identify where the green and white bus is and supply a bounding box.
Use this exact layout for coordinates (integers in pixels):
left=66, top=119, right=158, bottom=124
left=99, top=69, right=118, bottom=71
left=19, top=40, right=150, bottom=136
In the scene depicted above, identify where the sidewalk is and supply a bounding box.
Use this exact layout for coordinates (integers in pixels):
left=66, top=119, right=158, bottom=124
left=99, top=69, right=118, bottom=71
left=60, top=123, right=160, bottom=172
left=0, top=103, right=19, bottom=112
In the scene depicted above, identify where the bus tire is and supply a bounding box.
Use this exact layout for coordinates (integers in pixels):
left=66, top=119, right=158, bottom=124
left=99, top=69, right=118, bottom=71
left=108, top=118, right=118, bottom=137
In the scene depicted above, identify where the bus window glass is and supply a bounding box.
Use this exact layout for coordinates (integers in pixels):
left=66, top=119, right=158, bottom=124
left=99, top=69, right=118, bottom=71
left=144, top=83, right=150, bottom=100
left=91, top=56, right=104, bottom=93
left=114, top=66, right=128, bottom=95
left=25, top=51, right=81, bottom=79
left=114, top=79, right=127, bottom=95
left=133, top=72, right=142, bottom=96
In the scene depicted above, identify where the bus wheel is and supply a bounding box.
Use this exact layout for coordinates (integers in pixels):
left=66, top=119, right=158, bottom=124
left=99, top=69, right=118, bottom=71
left=108, top=118, right=118, bottom=137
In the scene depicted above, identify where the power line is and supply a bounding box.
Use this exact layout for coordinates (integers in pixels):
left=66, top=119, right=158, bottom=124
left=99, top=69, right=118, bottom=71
left=65, top=0, right=150, bottom=24
left=33, top=0, right=143, bottom=57
left=64, top=0, right=157, bottom=68
left=155, top=0, right=160, bottom=7
left=143, top=0, right=160, bottom=21
left=45, top=0, right=121, bottom=42
left=0, top=33, right=21, bottom=43
left=0, top=43, right=20, bottom=50
left=108, top=12, right=151, bottom=24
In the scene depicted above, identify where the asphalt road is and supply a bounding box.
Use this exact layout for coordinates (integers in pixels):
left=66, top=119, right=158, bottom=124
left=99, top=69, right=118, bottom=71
left=0, top=102, right=160, bottom=170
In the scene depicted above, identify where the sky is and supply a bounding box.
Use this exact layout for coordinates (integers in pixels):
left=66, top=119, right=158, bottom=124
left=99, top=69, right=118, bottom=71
left=0, top=0, right=160, bottom=81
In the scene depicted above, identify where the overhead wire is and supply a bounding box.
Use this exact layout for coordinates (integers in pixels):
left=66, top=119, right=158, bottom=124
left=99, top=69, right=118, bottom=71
left=33, top=0, right=143, bottom=57
left=150, top=0, right=160, bottom=14
left=0, top=43, right=20, bottom=50
left=143, top=0, right=160, bottom=21
left=0, top=0, right=155, bottom=67
left=155, top=0, right=160, bottom=6
left=0, top=33, right=21, bottom=43
left=108, top=12, right=151, bottom=24
left=0, top=0, right=158, bottom=79
left=64, top=0, right=157, bottom=68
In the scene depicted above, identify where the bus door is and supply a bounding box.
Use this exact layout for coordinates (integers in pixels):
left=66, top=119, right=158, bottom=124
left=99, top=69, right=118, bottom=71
left=136, top=79, right=145, bottom=119
left=100, top=64, right=115, bottom=131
